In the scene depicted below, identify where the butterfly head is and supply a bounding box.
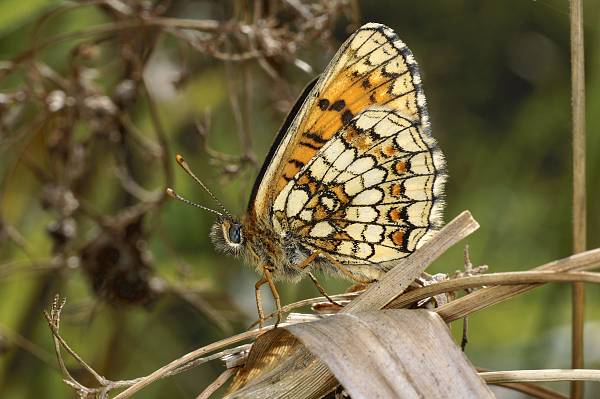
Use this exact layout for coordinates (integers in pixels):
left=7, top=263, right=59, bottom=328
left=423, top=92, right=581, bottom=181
left=210, top=218, right=245, bottom=256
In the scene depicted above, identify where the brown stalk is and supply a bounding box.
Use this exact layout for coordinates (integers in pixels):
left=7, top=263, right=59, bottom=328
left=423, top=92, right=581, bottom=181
left=480, top=369, right=600, bottom=383
left=112, top=323, right=289, bottom=399
left=569, top=0, right=587, bottom=398
left=436, top=248, right=600, bottom=322
left=196, top=368, right=238, bottom=399
left=258, top=270, right=600, bottom=325
left=390, top=270, right=600, bottom=310
left=488, top=382, right=566, bottom=399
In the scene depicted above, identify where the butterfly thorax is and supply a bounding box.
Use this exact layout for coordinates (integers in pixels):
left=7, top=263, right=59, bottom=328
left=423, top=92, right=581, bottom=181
left=210, top=213, right=309, bottom=282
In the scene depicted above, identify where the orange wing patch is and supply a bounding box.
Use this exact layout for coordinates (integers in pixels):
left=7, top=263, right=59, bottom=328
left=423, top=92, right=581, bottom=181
left=273, top=23, right=427, bottom=194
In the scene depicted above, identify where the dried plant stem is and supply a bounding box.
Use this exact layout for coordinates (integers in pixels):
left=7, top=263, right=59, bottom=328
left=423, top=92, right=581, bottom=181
left=141, top=80, right=174, bottom=192
left=47, top=296, right=255, bottom=398
left=260, top=269, right=600, bottom=322
left=570, top=0, right=587, bottom=398
left=436, top=248, right=600, bottom=323
left=480, top=369, right=600, bottom=384
left=196, top=368, right=238, bottom=399
left=253, top=292, right=359, bottom=325
left=390, top=270, right=600, bottom=309
left=490, top=382, right=566, bottom=399
left=113, top=324, right=289, bottom=399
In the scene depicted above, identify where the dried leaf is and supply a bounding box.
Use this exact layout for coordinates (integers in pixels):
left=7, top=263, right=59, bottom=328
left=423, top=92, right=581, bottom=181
left=228, top=310, right=492, bottom=398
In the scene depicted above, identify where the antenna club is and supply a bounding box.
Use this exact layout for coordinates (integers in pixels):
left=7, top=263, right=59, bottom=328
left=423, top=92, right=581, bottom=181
left=165, top=188, right=177, bottom=198
left=175, top=154, right=186, bottom=165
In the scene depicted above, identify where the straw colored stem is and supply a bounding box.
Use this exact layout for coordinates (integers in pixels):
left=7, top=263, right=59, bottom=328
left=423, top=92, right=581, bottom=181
left=480, top=369, right=600, bottom=384
left=436, top=248, right=600, bottom=323
left=570, top=0, right=587, bottom=397
left=389, top=271, right=600, bottom=309
left=196, top=368, right=237, bottom=399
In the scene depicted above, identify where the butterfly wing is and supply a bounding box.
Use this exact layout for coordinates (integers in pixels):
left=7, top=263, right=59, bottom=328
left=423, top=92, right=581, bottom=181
left=272, top=107, right=445, bottom=266
left=250, top=22, right=432, bottom=217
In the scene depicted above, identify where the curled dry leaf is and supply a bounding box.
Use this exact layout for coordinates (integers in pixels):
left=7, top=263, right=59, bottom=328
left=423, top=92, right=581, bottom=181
left=227, top=310, right=492, bottom=399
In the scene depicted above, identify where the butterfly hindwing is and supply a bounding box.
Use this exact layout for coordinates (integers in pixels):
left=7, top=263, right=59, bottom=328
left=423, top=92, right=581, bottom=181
left=250, top=23, right=431, bottom=218
left=272, top=108, right=445, bottom=265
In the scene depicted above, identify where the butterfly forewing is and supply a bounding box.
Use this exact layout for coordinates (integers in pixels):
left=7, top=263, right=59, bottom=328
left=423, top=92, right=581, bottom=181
left=251, top=23, right=431, bottom=218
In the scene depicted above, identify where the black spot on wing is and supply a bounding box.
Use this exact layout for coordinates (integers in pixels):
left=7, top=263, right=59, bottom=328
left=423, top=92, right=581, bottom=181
left=342, top=110, right=354, bottom=125
left=318, top=98, right=330, bottom=111
left=288, top=159, right=305, bottom=167
left=299, top=141, right=321, bottom=150
left=329, top=100, right=346, bottom=111
left=304, top=131, right=329, bottom=144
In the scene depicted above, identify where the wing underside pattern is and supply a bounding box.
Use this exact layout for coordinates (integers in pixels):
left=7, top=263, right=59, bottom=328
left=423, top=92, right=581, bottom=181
left=272, top=108, right=445, bottom=265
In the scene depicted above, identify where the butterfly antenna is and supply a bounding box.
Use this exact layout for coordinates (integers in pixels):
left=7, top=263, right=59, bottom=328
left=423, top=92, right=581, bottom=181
left=173, top=154, right=233, bottom=219
left=165, top=188, right=224, bottom=218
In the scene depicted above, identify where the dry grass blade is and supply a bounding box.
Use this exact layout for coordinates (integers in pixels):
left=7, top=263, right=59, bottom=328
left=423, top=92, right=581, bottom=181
left=284, top=310, right=492, bottom=398
left=113, top=328, right=270, bottom=399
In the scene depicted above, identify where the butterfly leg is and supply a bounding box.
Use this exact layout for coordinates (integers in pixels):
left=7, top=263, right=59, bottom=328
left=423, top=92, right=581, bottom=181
left=307, top=271, right=342, bottom=307
left=295, top=252, right=341, bottom=306
left=254, top=276, right=268, bottom=328
left=262, top=268, right=283, bottom=326
left=255, top=269, right=283, bottom=327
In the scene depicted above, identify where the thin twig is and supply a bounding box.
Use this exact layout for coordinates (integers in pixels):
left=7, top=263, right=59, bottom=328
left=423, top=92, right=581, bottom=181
left=196, top=368, right=238, bottom=399
left=389, top=270, right=600, bottom=310
left=254, top=292, right=360, bottom=326
left=480, top=369, right=600, bottom=383
left=140, top=79, right=174, bottom=195
left=44, top=296, right=106, bottom=384
left=44, top=297, right=253, bottom=398
left=489, top=382, right=566, bottom=399
left=436, top=248, right=600, bottom=322
left=0, top=323, right=57, bottom=368
left=113, top=323, right=290, bottom=399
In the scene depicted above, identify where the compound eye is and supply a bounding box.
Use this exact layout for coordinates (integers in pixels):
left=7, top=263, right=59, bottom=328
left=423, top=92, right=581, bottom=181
left=228, top=224, right=242, bottom=244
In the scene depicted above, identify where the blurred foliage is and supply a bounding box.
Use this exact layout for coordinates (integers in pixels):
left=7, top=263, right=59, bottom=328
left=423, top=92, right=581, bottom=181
left=0, top=0, right=599, bottom=398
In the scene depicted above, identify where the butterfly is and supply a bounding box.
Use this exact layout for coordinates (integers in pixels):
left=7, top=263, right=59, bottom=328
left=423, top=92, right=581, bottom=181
left=168, top=22, right=446, bottom=326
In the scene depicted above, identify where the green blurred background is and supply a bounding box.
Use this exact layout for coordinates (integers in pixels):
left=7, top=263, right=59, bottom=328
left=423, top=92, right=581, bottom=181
left=0, top=0, right=599, bottom=398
